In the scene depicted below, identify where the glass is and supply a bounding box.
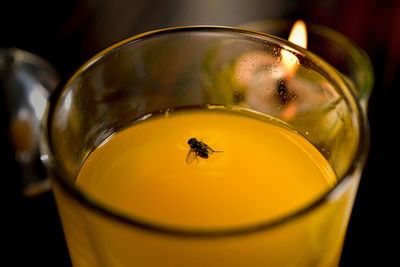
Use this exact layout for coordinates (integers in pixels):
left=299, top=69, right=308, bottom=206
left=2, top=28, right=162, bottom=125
left=1, top=47, right=58, bottom=196
left=41, top=26, right=368, bottom=267
left=238, top=19, right=374, bottom=115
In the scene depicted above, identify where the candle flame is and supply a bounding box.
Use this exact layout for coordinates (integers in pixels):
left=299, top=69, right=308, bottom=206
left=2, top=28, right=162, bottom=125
left=288, top=20, right=307, bottom=48
left=281, top=20, right=308, bottom=76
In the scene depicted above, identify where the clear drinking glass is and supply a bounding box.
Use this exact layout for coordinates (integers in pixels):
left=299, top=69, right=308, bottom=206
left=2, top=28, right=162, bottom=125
left=1, top=48, right=58, bottom=196
left=41, top=26, right=368, bottom=267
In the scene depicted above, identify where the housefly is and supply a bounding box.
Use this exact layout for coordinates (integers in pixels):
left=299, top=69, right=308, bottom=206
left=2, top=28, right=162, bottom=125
left=186, top=138, right=222, bottom=164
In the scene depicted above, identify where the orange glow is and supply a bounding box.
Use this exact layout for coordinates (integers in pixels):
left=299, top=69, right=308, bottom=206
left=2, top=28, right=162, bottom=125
left=281, top=20, right=308, bottom=76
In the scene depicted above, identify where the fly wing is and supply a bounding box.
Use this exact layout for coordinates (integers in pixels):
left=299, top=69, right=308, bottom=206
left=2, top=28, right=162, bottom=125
left=186, top=149, right=197, bottom=164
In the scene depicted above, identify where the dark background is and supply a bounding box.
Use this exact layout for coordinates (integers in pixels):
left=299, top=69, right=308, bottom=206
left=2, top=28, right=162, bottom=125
left=1, top=0, right=399, bottom=266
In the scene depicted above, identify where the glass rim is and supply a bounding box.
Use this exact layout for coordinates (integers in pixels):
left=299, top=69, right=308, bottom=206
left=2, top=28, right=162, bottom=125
left=44, top=25, right=369, bottom=238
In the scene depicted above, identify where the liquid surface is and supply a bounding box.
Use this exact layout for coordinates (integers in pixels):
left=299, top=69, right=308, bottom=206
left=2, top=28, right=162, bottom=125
left=76, top=108, right=336, bottom=229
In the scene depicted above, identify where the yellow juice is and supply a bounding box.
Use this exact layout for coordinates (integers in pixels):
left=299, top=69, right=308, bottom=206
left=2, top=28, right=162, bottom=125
left=57, top=107, right=352, bottom=267
left=77, top=108, right=336, bottom=228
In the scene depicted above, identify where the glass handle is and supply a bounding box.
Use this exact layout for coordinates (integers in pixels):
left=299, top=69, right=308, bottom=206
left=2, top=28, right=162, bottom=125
left=1, top=48, right=58, bottom=197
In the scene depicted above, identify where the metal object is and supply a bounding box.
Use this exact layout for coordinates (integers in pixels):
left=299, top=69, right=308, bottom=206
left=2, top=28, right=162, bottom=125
left=1, top=48, right=58, bottom=196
